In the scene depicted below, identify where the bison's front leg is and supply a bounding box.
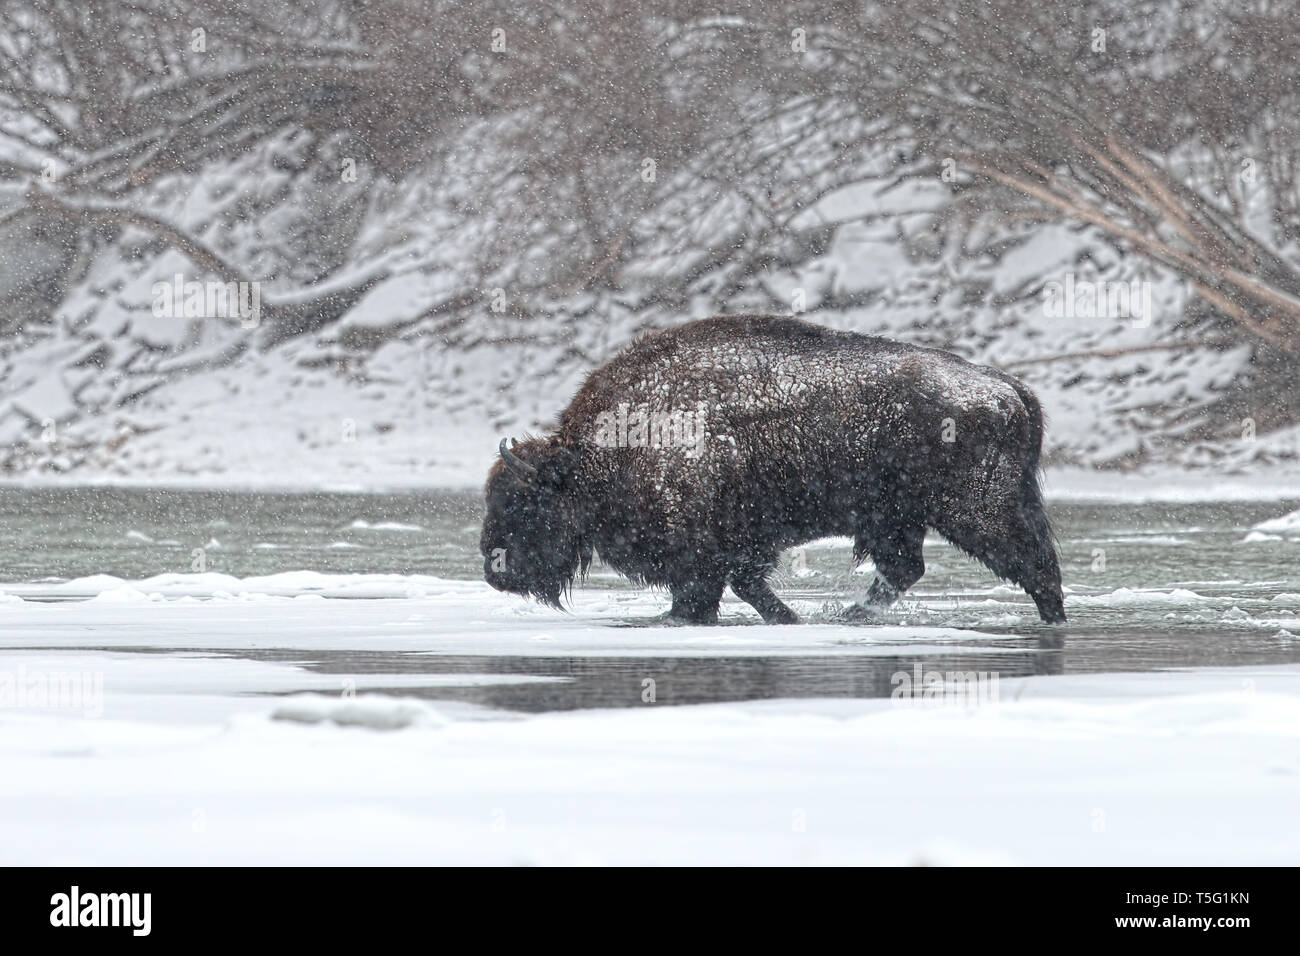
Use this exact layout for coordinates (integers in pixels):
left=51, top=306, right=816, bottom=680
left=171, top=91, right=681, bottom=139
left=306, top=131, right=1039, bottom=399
left=664, top=574, right=725, bottom=625
left=730, top=567, right=799, bottom=625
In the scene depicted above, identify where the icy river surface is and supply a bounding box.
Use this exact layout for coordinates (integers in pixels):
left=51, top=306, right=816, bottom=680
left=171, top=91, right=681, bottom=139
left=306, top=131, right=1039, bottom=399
left=2, top=487, right=1299, bottom=864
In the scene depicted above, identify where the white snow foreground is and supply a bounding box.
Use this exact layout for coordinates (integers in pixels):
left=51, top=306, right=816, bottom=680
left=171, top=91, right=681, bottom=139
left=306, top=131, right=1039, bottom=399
left=0, top=576, right=1297, bottom=865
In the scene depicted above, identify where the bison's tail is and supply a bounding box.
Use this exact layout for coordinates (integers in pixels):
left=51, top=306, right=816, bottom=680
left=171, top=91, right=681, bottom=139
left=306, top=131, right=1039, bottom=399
left=1005, top=379, right=1067, bottom=621
left=1001, top=377, right=1043, bottom=475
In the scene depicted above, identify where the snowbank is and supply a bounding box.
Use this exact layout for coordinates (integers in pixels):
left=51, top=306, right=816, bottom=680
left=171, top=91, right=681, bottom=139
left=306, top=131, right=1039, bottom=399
left=0, top=648, right=1296, bottom=865
left=1, top=568, right=1297, bottom=864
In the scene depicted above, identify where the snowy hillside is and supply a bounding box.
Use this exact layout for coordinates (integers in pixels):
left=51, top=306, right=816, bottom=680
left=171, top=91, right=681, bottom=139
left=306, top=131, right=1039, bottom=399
left=3, top=1, right=1299, bottom=494
left=3, top=152, right=1296, bottom=493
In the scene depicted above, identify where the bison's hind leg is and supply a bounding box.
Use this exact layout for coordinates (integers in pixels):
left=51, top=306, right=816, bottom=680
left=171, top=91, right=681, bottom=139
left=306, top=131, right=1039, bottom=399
left=849, top=520, right=926, bottom=612
left=730, top=559, right=799, bottom=625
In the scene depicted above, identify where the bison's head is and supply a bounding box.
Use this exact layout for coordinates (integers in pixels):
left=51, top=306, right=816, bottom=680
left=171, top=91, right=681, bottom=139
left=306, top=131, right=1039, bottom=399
left=481, top=437, right=590, bottom=607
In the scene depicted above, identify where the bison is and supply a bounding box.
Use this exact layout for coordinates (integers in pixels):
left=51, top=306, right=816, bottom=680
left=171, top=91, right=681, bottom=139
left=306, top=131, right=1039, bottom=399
left=482, top=315, right=1066, bottom=624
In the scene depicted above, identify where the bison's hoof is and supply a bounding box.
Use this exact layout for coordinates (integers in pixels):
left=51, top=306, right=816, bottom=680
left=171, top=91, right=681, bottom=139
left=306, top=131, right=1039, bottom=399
left=832, top=602, right=884, bottom=623
left=1033, top=597, right=1067, bottom=624
left=765, top=606, right=800, bottom=625
left=658, top=610, right=719, bottom=626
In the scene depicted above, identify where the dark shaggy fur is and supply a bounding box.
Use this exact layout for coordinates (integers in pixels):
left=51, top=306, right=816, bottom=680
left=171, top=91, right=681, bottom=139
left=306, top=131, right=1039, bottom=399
left=482, top=315, right=1066, bottom=624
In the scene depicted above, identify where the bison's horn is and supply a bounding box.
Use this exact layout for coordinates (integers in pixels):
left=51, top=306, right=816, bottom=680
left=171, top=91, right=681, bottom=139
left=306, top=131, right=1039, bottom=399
left=499, top=438, right=538, bottom=482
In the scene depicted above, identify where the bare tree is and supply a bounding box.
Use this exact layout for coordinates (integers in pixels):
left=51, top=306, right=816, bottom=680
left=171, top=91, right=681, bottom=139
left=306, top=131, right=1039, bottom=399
left=4, top=0, right=1300, bottom=366
left=781, top=0, right=1300, bottom=360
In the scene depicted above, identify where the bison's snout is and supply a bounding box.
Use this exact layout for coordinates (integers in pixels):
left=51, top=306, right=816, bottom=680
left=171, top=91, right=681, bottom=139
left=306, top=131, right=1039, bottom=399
left=483, top=557, right=523, bottom=595
left=483, top=552, right=566, bottom=609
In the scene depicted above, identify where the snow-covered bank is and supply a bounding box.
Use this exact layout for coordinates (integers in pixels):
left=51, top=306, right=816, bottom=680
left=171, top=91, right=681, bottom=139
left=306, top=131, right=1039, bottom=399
left=0, top=571, right=1296, bottom=864
left=1, top=642, right=1296, bottom=865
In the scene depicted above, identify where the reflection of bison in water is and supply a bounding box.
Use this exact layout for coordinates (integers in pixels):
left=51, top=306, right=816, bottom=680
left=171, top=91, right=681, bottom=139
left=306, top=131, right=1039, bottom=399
left=482, top=315, right=1066, bottom=624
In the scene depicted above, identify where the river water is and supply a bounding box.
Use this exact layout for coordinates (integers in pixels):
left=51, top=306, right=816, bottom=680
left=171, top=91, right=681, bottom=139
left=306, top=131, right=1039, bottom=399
left=1, top=487, right=1298, bottom=711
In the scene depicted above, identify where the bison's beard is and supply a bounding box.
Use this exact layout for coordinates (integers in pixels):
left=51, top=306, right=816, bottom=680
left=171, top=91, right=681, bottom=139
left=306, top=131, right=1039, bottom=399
left=483, top=540, right=589, bottom=609
left=484, top=562, right=561, bottom=608
left=481, top=502, right=592, bottom=610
